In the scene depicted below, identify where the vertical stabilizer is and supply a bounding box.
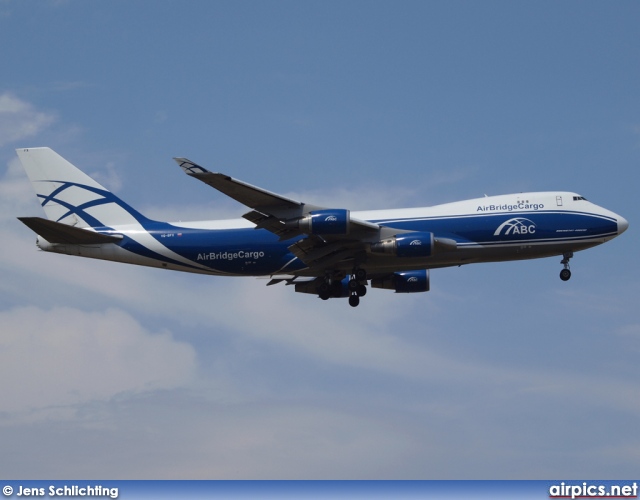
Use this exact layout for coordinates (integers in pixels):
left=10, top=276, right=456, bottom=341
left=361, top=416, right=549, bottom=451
left=16, top=148, right=150, bottom=228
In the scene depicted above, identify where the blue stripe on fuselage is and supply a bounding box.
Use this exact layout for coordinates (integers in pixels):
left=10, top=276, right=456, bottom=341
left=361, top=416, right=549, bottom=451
left=113, top=221, right=305, bottom=275
left=104, top=210, right=616, bottom=275
left=374, top=210, right=618, bottom=246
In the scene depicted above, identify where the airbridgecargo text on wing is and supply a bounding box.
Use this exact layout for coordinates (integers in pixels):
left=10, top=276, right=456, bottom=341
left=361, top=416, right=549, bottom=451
left=197, top=250, right=265, bottom=261
left=477, top=202, right=545, bottom=212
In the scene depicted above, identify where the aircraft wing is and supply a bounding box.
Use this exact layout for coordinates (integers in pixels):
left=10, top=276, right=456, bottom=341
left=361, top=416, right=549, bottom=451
left=174, top=157, right=381, bottom=235
left=174, top=158, right=388, bottom=271
left=174, top=158, right=304, bottom=213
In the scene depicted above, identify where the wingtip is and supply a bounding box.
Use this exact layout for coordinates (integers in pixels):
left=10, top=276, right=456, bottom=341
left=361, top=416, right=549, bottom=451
left=173, top=157, right=210, bottom=175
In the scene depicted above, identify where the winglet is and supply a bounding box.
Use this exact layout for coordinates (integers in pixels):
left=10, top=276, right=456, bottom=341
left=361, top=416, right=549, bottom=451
left=173, top=157, right=210, bottom=175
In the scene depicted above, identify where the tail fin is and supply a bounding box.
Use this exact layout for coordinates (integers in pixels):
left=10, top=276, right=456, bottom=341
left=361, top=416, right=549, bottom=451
left=16, top=147, right=151, bottom=228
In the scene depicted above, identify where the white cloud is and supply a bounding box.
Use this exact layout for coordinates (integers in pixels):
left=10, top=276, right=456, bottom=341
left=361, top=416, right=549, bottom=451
left=90, top=160, right=123, bottom=192
left=0, top=93, right=55, bottom=147
left=152, top=403, right=420, bottom=479
left=285, top=184, right=419, bottom=211
left=0, top=156, right=39, bottom=215
left=141, top=200, right=246, bottom=223
left=0, top=306, right=197, bottom=416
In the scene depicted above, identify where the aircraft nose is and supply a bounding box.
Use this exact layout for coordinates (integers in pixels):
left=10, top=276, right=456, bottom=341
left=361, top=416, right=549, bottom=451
left=618, top=215, right=629, bottom=235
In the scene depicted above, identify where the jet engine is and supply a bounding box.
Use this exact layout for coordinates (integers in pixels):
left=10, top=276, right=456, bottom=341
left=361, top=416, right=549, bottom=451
left=286, top=209, right=350, bottom=235
left=371, top=270, right=430, bottom=293
left=370, top=231, right=434, bottom=258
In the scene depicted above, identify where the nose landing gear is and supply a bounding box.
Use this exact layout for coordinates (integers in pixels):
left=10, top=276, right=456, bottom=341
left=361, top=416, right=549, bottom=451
left=559, top=251, right=573, bottom=281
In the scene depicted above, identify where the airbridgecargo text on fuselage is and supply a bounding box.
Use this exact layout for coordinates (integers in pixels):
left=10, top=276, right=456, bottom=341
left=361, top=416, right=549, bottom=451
left=197, top=250, right=265, bottom=261
left=477, top=203, right=545, bottom=212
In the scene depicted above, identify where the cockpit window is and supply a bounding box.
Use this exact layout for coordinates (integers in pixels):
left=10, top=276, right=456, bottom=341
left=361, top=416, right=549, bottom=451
left=573, top=196, right=588, bottom=201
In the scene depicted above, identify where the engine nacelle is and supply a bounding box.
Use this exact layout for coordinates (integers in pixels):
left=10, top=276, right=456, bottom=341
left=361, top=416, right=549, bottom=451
left=371, top=270, right=430, bottom=293
left=286, top=209, right=350, bottom=235
left=370, top=231, right=434, bottom=258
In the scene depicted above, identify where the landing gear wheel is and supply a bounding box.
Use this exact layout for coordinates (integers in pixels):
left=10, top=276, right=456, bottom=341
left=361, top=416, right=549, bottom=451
left=349, top=294, right=360, bottom=307
left=354, top=268, right=367, bottom=281
left=559, top=251, right=573, bottom=282
left=348, top=278, right=359, bottom=292
left=318, top=281, right=331, bottom=300
left=560, top=269, right=572, bottom=281
left=357, top=284, right=367, bottom=297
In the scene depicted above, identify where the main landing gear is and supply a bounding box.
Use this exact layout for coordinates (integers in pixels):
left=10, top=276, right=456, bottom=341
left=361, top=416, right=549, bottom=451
left=559, top=251, right=573, bottom=281
left=317, top=279, right=342, bottom=301
left=317, top=268, right=368, bottom=307
left=348, top=268, right=367, bottom=307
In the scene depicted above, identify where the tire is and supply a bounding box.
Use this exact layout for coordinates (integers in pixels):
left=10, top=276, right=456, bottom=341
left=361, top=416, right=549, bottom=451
left=560, top=269, right=571, bottom=281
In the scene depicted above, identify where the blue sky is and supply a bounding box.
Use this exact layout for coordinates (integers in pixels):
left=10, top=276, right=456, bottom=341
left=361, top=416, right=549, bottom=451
left=0, top=0, right=638, bottom=479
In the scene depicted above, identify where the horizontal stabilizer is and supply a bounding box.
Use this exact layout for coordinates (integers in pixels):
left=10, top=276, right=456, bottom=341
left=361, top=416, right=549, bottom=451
left=18, top=217, right=123, bottom=245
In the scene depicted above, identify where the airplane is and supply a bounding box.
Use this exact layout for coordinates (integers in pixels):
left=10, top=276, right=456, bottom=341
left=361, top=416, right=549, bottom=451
left=16, top=147, right=629, bottom=307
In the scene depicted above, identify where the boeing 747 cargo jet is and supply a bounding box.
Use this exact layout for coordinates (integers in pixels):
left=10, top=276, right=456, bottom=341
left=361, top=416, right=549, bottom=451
left=17, top=148, right=628, bottom=307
